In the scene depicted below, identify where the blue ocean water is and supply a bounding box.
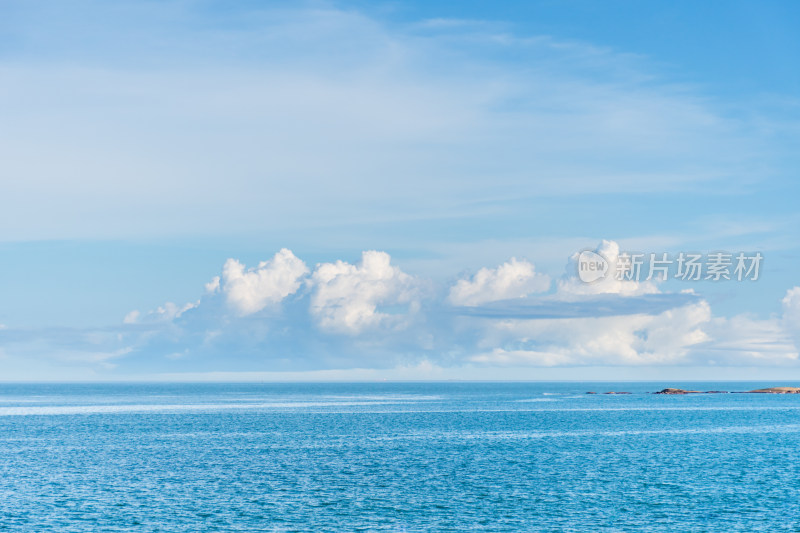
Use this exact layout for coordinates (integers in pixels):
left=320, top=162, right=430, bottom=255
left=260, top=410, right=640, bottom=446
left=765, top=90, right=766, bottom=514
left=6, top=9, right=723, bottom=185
left=1, top=382, right=800, bottom=532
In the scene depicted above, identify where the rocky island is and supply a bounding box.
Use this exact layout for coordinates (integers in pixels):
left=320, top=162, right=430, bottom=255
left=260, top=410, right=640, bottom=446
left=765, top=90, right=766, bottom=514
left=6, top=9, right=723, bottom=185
left=653, top=387, right=800, bottom=394
left=747, top=387, right=800, bottom=394
left=584, top=386, right=800, bottom=394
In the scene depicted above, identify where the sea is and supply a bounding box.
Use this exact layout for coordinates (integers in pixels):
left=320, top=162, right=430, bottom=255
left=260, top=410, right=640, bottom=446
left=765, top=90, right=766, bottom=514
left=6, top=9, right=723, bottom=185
left=1, top=381, right=799, bottom=532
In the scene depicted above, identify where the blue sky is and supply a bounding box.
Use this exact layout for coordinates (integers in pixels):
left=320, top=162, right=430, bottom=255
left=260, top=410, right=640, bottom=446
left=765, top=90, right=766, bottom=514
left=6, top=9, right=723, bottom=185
left=1, top=0, right=799, bottom=380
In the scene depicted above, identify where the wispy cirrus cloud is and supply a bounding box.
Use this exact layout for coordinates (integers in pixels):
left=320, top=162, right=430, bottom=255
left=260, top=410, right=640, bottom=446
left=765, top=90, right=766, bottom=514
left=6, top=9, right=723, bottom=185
left=0, top=1, right=778, bottom=241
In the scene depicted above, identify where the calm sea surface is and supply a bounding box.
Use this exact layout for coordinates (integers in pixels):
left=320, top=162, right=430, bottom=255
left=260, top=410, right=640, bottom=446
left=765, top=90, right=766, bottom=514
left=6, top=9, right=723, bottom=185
left=1, top=382, right=799, bottom=532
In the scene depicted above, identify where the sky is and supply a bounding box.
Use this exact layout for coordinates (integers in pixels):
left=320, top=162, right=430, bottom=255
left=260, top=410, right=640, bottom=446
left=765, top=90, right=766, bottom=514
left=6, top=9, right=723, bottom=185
left=1, top=0, right=799, bottom=381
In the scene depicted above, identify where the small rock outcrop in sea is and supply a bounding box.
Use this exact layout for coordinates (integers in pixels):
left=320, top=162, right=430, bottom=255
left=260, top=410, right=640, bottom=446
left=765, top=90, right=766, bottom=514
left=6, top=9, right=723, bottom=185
left=603, top=391, right=631, bottom=395
left=747, top=387, right=800, bottom=394
left=655, top=387, right=800, bottom=394
left=586, top=392, right=597, bottom=394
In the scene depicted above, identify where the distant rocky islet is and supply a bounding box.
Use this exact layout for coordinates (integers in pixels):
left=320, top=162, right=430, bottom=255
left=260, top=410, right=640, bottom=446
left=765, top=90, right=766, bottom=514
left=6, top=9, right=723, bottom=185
left=584, top=387, right=800, bottom=395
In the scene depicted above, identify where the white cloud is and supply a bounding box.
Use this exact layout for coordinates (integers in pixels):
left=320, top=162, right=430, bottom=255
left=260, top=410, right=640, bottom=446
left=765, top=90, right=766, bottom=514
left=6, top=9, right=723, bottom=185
left=557, top=240, right=660, bottom=297
left=154, top=302, right=198, bottom=321
left=466, top=285, right=800, bottom=368
left=221, top=248, right=309, bottom=316
left=448, top=257, right=550, bottom=306
left=704, top=314, right=798, bottom=364
left=204, top=276, right=220, bottom=294
left=696, top=286, right=800, bottom=365
left=469, top=301, right=711, bottom=366
left=124, top=301, right=198, bottom=324
left=123, top=310, right=140, bottom=324
left=310, top=251, right=420, bottom=335
left=782, top=287, right=800, bottom=332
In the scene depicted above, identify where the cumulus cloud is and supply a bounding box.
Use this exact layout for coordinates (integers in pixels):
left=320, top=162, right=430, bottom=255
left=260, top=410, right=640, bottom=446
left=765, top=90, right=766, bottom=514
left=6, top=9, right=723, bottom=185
left=204, top=276, right=220, bottom=294
left=310, top=251, right=421, bottom=335
left=782, top=287, right=800, bottom=332
left=557, top=240, right=660, bottom=297
left=447, top=242, right=800, bottom=368
left=465, top=284, right=800, bottom=368
left=220, top=248, right=309, bottom=316
left=451, top=240, right=705, bottom=367
left=468, top=301, right=712, bottom=366
left=16, top=248, right=800, bottom=379
left=695, top=286, right=800, bottom=365
left=448, top=258, right=550, bottom=306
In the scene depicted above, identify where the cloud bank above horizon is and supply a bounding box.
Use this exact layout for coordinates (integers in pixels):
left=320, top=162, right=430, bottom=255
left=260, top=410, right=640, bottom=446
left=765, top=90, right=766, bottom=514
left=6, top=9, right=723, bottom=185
left=1, top=241, right=798, bottom=380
